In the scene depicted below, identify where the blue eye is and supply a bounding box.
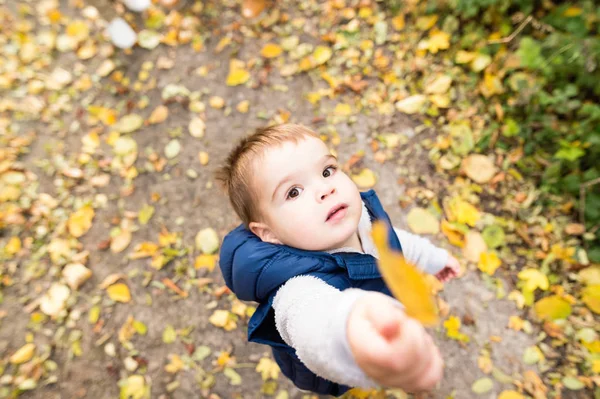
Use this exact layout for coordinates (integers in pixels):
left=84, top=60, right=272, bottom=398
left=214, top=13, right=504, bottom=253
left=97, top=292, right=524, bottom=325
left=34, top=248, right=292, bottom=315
left=323, top=165, right=337, bottom=178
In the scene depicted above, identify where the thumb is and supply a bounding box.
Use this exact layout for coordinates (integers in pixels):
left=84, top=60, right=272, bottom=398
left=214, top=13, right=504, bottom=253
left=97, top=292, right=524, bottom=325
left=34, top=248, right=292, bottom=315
left=364, top=296, right=406, bottom=341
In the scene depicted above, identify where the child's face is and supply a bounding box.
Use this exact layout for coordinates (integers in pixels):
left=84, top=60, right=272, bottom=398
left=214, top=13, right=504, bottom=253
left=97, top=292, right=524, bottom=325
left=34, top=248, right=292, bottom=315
left=249, top=136, right=362, bottom=251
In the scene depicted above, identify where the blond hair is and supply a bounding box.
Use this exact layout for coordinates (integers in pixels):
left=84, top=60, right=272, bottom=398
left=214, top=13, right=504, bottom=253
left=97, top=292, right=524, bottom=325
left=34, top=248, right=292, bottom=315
left=215, top=123, right=319, bottom=226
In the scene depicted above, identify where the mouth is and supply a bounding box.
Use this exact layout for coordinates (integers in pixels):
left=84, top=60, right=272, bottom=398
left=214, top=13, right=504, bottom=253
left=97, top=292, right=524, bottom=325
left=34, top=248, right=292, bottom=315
left=326, top=203, right=348, bottom=222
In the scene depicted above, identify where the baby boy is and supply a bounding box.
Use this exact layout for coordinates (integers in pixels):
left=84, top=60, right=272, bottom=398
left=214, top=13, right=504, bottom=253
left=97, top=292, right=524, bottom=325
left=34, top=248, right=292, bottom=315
left=217, top=124, right=460, bottom=395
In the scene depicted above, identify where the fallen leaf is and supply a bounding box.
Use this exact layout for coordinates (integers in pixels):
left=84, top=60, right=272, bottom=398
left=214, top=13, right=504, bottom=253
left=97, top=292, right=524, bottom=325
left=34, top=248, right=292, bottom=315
left=195, top=228, right=220, bottom=254
left=351, top=168, right=377, bottom=189
left=5, top=236, right=21, bottom=256
left=209, top=309, right=237, bottom=331
left=236, top=100, right=250, bottom=113
left=471, top=53, right=492, bottom=72
left=581, top=285, right=600, bottom=314
left=138, top=204, right=155, bottom=225
left=534, top=295, right=571, bottom=321
left=62, top=263, right=92, bottom=290
left=406, top=207, right=440, bottom=235
left=256, top=357, right=280, bottom=381
left=462, top=154, right=496, bottom=183
left=116, top=114, right=144, bottom=133
left=498, top=391, right=524, bottom=399
left=111, top=230, right=132, bottom=253
left=482, top=225, right=505, bottom=249
left=562, top=376, right=584, bottom=390
left=165, top=354, right=185, bottom=373
left=195, top=254, right=217, bottom=271
left=106, top=283, right=132, bottom=303
left=242, top=0, right=266, bottom=18
left=223, top=367, right=242, bottom=385
left=67, top=205, right=95, bottom=238
left=198, top=151, right=209, bottom=165
left=395, top=95, right=427, bottom=114
left=446, top=197, right=481, bottom=227
left=209, top=96, right=225, bottom=109
left=471, top=377, right=493, bottom=394
left=119, top=375, right=149, bottom=399
left=425, top=75, right=452, bottom=94
left=443, top=315, right=470, bottom=342
left=164, top=139, right=181, bottom=159
left=10, top=343, right=36, bottom=364
left=148, top=105, right=169, bottom=124
left=518, top=269, right=549, bottom=292
left=189, top=117, right=205, bottom=138
left=261, top=43, right=283, bottom=58
left=40, top=283, right=70, bottom=317
left=478, top=252, right=501, bottom=275
left=463, top=231, right=487, bottom=262
left=226, top=67, right=250, bottom=86
left=371, top=221, right=438, bottom=326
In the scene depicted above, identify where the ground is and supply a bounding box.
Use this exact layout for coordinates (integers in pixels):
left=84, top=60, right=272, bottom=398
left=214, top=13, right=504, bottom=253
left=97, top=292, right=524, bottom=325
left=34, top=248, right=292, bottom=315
left=5, top=0, right=592, bottom=398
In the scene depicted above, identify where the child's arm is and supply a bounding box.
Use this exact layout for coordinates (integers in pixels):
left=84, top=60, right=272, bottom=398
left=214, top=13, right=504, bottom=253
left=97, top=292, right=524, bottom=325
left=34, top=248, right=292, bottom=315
left=273, top=275, right=443, bottom=391
left=392, top=228, right=460, bottom=282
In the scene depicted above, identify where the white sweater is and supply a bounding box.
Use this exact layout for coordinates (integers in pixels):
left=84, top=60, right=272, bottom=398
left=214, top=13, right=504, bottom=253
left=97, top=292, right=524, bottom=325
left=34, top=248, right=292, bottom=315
left=272, top=203, right=448, bottom=388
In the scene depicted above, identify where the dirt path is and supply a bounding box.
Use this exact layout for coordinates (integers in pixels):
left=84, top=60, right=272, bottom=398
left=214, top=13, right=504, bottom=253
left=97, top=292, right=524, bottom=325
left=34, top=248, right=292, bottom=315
left=0, top=1, right=540, bottom=398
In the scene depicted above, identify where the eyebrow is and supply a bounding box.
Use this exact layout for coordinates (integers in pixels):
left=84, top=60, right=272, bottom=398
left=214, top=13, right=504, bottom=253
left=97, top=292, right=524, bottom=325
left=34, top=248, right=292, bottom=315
left=271, top=154, right=337, bottom=201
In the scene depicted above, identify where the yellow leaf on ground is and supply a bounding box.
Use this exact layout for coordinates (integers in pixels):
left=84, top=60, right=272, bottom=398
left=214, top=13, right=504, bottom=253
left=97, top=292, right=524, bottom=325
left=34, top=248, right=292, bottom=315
left=406, top=207, right=440, bottom=235
left=463, top=231, right=487, bottom=262
left=446, top=197, right=481, bottom=226
left=67, top=205, right=95, bottom=238
left=236, top=100, right=250, bottom=113
left=395, top=94, right=427, bottom=114
left=88, top=106, right=117, bottom=125
left=462, top=154, right=496, bottom=183
left=10, top=343, right=36, bottom=364
left=209, top=309, right=237, bottom=331
left=478, top=252, right=501, bottom=275
left=62, top=263, right=92, bottom=290
left=392, top=14, right=405, bottom=30
left=416, top=15, right=438, bottom=30
left=534, top=295, right=572, bottom=321
left=334, top=103, right=352, bottom=116
left=148, top=105, right=169, bottom=124
left=371, top=221, right=438, bottom=326
left=107, top=283, right=132, bottom=303
left=111, top=229, right=132, bottom=253
left=582, top=285, right=600, bottom=314
left=443, top=315, right=470, bottom=342
left=498, top=390, right=524, bottom=399
left=165, top=354, right=185, bottom=373
left=426, top=29, right=450, bottom=53
left=40, top=283, right=71, bottom=317
left=242, top=0, right=267, bottom=18
left=129, top=242, right=159, bottom=260
left=518, top=269, right=549, bottom=292
left=195, top=254, right=217, bottom=271
left=256, top=357, right=280, bottom=381
left=351, top=168, right=377, bottom=189
left=209, top=96, right=225, bottom=109
left=226, top=68, right=250, bottom=86
left=261, top=43, right=283, bottom=58
left=441, top=220, right=465, bottom=247
left=5, top=236, right=21, bottom=256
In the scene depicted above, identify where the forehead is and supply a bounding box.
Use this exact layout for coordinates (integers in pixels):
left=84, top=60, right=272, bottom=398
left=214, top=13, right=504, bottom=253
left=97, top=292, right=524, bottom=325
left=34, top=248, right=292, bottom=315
left=251, top=136, right=329, bottom=190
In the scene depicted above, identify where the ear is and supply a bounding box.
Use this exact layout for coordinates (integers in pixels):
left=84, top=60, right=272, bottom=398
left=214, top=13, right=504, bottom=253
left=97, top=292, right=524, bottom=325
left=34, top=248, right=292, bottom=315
left=249, top=222, right=282, bottom=245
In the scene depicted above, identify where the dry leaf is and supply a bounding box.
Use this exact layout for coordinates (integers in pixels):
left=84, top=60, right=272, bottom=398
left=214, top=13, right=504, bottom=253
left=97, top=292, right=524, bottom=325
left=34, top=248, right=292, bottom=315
left=462, top=154, right=496, bottom=183
left=463, top=231, right=487, bottom=262
left=406, top=207, right=440, bottom=235
left=395, top=95, right=427, bottom=114
left=534, top=295, right=571, bottom=321
left=148, top=105, right=169, bottom=124
left=371, top=221, right=438, bottom=326
left=196, top=228, right=220, bottom=254
left=242, top=0, right=267, bottom=18
left=40, top=283, right=70, bottom=317
left=195, top=254, right=217, bottom=271
left=478, top=252, right=501, bottom=275
left=107, top=283, right=132, bottom=303
left=189, top=117, right=206, bottom=138
left=10, top=343, right=36, bottom=365
left=111, top=230, right=132, bottom=253
left=256, top=357, right=280, bottom=381
left=67, top=205, right=95, bottom=238
left=261, top=43, right=283, bottom=58
left=62, top=263, right=92, bottom=290
left=209, top=96, right=225, bottom=109
left=351, top=168, right=377, bottom=189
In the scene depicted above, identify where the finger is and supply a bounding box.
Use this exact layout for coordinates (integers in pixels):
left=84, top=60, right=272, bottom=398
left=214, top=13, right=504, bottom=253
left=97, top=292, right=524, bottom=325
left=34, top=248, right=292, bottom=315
left=364, top=297, right=404, bottom=341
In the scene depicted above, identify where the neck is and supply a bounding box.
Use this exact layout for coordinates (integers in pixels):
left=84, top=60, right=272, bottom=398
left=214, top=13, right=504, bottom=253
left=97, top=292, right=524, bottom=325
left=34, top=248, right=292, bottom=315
left=337, top=231, right=363, bottom=253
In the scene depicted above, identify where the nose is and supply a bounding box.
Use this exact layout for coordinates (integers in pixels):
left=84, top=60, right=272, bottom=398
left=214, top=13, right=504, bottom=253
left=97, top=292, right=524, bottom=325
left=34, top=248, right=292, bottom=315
left=318, top=185, right=336, bottom=202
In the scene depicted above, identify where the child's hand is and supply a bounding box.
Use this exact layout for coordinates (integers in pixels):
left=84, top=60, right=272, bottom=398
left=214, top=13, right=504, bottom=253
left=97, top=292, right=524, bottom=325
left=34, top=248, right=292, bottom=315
left=435, top=255, right=460, bottom=283
left=347, top=293, right=444, bottom=392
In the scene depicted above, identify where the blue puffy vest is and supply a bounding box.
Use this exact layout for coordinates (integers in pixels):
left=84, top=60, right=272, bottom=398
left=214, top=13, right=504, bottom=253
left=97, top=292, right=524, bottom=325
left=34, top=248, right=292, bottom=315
left=219, top=190, right=402, bottom=396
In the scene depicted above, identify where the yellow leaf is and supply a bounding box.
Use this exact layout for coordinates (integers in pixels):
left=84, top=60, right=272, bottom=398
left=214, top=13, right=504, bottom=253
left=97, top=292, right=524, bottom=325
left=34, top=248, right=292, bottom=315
left=446, top=197, right=481, bottom=226
left=68, top=205, right=95, bottom=238
left=334, top=103, right=352, bottom=116
left=209, top=309, right=237, bottom=331
left=416, top=15, right=439, bottom=30
left=261, top=43, right=283, bottom=58
left=462, top=231, right=487, bottom=263
left=351, top=168, right=377, bottom=189
left=406, top=207, right=439, bottom=235
left=226, top=68, right=250, bottom=86
left=391, top=15, right=405, bottom=31
left=582, top=285, right=600, bottom=314
left=129, top=242, right=159, bottom=260
left=87, top=106, right=117, bottom=126
left=5, top=236, right=21, bottom=256
left=107, top=283, right=132, bottom=303
left=148, top=105, right=169, bottom=124
left=441, top=220, right=465, bottom=247
left=534, top=295, right=572, bottom=321
left=195, top=254, right=217, bottom=271
left=10, top=343, right=36, bottom=364
left=478, top=252, right=501, bottom=276
left=480, top=72, right=504, bottom=98
left=209, top=96, right=225, bottom=109
left=66, top=21, right=89, bottom=41
left=443, top=315, right=470, bottom=342
left=563, top=6, right=582, bottom=17
left=111, top=230, right=132, bottom=253
left=395, top=94, right=427, bottom=114
left=256, top=357, right=280, bottom=381
left=165, top=354, right=185, bottom=373
left=518, top=269, right=549, bottom=292
left=242, top=0, right=267, bottom=18
left=462, top=154, right=496, bottom=183
left=426, top=29, right=450, bottom=54
left=455, top=50, right=477, bottom=64
left=498, top=391, right=525, bottom=399
left=371, top=222, right=438, bottom=326
left=236, top=100, right=250, bottom=113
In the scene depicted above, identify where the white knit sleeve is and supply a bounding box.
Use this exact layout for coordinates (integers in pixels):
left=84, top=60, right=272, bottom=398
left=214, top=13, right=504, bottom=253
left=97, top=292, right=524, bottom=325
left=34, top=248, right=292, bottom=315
left=272, top=275, right=379, bottom=389
left=393, top=227, right=449, bottom=275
